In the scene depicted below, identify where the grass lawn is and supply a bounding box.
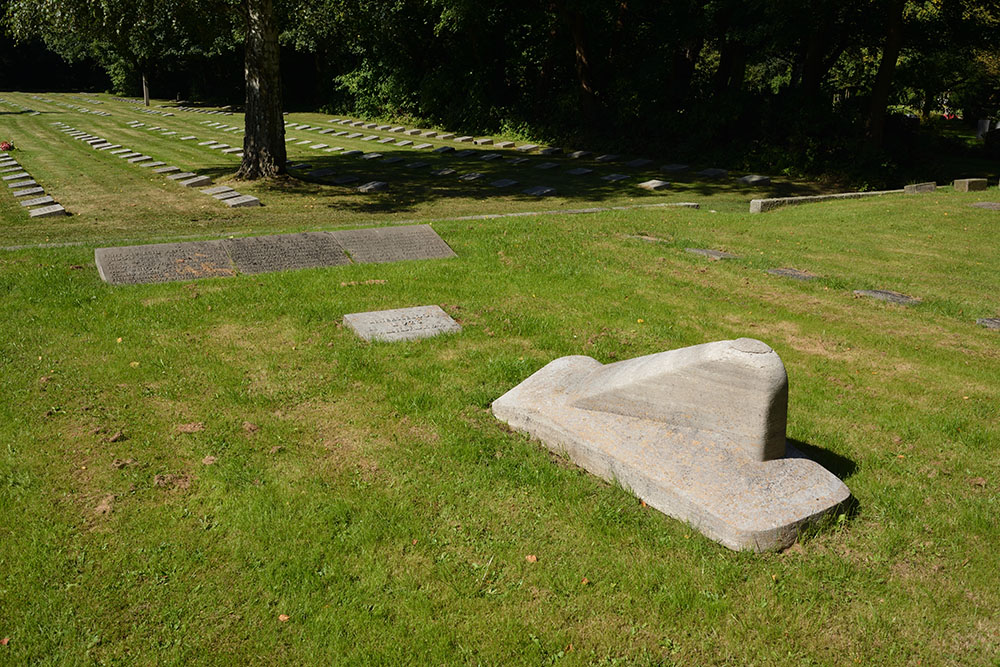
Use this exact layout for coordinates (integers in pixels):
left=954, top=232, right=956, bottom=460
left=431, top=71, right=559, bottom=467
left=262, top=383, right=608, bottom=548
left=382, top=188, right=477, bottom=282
left=1, top=91, right=999, bottom=664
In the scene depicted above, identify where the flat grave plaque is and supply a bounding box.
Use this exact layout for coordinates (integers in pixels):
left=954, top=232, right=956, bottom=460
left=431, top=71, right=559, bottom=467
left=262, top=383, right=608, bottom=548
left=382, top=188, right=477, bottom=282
left=2, top=172, right=30, bottom=181
left=381, top=157, right=404, bottom=164
left=395, top=140, right=413, bottom=147
left=224, top=195, right=261, bottom=207
left=853, top=289, right=921, bottom=305
left=167, top=171, right=196, bottom=180
left=686, top=248, right=738, bottom=260
left=19, top=195, right=55, bottom=207
left=490, top=179, right=518, bottom=188
left=458, top=172, right=484, bottom=181
left=153, top=166, right=181, bottom=174
left=95, top=241, right=235, bottom=285
left=431, top=168, right=456, bottom=176
left=494, top=141, right=515, bottom=149
left=522, top=185, right=556, bottom=196
left=595, top=154, right=620, bottom=162
left=977, top=317, right=1000, bottom=330
left=357, top=181, right=388, bottom=193
left=516, top=144, right=539, bottom=152
left=179, top=176, right=212, bottom=187
left=214, top=191, right=243, bottom=200
left=638, top=179, right=670, bottom=190
left=602, top=174, right=629, bottom=182
left=696, top=168, right=729, bottom=179
left=479, top=153, right=502, bottom=161
left=413, top=143, right=433, bottom=150
left=28, top=204, right=67, bottom=218
left=535, top=162, right=558, bottom=170
left=625, top=158, right=653, bottom=168
left=567, top=151, right=590, bottom=159
left=8, top=179, right=36, bottom=188
left=739, top=174, right=772, bottom=186
left=567, top=168, right=593, bottom=176
left=13, top=187, right=45, bottom=197
left=332, top=175, right=359, bottom=185
left=343, top=305, right=461, bottom=342
left=405, top=161, right=430, bottom=169
left=223, top=232, right=348, bottom=274
left=767, top=268, right=817, bottom=280
left=330, top=224, right=456, bottom=264
left=970, top=202, right=1000, bottom=210
left=201, top=185, right=234, bottom=195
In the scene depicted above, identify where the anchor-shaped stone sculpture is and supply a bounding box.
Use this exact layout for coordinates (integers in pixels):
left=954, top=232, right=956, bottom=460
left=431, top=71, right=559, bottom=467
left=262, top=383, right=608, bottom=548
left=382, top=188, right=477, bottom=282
left=492, top=338, right=850, bottom=551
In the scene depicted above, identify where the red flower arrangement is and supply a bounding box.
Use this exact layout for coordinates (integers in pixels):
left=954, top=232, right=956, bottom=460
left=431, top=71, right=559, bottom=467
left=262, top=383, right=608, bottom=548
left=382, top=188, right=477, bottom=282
left=0, top=141, right=13, bottom=151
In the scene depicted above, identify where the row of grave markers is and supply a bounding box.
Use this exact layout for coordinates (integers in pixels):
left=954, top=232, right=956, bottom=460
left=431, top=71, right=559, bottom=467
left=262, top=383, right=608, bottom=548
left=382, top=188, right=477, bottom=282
left=678, top=244, right=999, bottom=330
left=0, top=151, right=67, bottom=217
left=52, top=121, right=261, bottom=208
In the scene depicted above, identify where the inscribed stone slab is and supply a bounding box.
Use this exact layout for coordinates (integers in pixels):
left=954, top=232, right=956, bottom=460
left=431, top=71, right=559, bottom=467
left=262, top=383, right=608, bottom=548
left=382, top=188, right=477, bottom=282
left=491, top=179, right=518, bottom=188
left=494, top=141, right=515, bottom=148
left=95, top=241, right=235, bottom=285
left=638, top=179, right=670, bottom=191
left=128, top=156, right=152, bottom=163
left=201, top=186, right=234, bottom=195
left=433, top=146, right=455, bottom=154
left=516, top=144, right=539, bottom=152
left=2, top=172, right=29, bottom=181
left=977, top=317, right=1000, bottom=330
left=431, top=168, right=456, bottom=176
left=566, top=150, right=590, bottom=159
left=223, top=233, right=348, bottom=274
left=473, top=138, right=493, bottom=145
left=8, top=179, right=36, bottom=188
left=458, top=172, right=484, bottom=181
left=12, top=187, right=44, bottom=197
left=329, top=224, right=456, bottom=264
left=625, top=158, right=653, bottom=168
left=179, top=176, right=212, bottom=187
left=970, top=202, right=1000, bottom=210
left=853, top=289, right=921, bottom=305
left=225, top=195, right=261, bottom=207
left=413, top=143, right=433, bottom=150
left=767, top=268, right=817, bottom=280
left=567, top=168, right=593, bottom=176
left=479, top=153, right=502, bottom=161
left=153, top=166, right=181, bottom=174
left=602, top=174, right=629, bottom=182
left=167, top=172, right=196, bottom=180
left=19, top=195, right=55, bottom=207
left=595, top=154, right=619, bottom=162
left=381, top=157, right=404, bottom=164
left=739, top=174, right=771, bottom=186
left=28, top=204, right=67, bottom=218
left=405, top=161, right=430, bottom=169
left=343, top=305, right=461, bottom=342
left=395, top=140, right=413, bottom=147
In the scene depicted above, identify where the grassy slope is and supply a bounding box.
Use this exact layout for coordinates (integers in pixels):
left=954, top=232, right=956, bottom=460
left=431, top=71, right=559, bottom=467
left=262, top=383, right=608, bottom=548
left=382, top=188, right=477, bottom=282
left=0, top=92, right=998, bottom=665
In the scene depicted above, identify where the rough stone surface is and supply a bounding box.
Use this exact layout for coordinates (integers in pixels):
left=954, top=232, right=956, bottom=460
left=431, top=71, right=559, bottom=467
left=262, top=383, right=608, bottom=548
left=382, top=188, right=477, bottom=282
left=686, top=248, right=738, bottom=260
left=201, top=186, right=235, bottom=196
left=567, top=168, right=593, bottom=176
left=12, top=187, right=44, bottom=198
left=904, top=182, right=936, bottom=194
left=602, top=174, right=629, bottom=182
left=140, top=161, right=167, bottom=168
left=491, top=339, right=851, bottom=552
left=7, top=179, right=36, bottom=189
left=853, top=289, right=921, bottom=305
left=595, top=154, right=619, bottom=163
left=28, top=204, right=67, bottom=218
left=2, top=172, right=29, bottom=181
left=152, top=166, right=181, bottom=174
left=767, top=268, right=817, bottom=280
left=167, top=172, right=196, bottom=180
left=638, top=179, right=670, bottom=191
left=458, top=172, right=484, bottom=181
left=977, top=317, right=1000, bottom=330
left=969, top=202, right=1000, bottom=210
left=344, top=305, right=461, bottom=342
left=954, top=178, right=988, bottom=192
left=223, top=232, right=347, bottom=274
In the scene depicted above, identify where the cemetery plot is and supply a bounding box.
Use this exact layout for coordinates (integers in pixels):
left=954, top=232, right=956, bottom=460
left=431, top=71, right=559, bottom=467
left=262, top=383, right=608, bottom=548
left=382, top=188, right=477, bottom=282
left=343, top=305, right=462, bottom=342
left=94, top=224, right=455, bottom=284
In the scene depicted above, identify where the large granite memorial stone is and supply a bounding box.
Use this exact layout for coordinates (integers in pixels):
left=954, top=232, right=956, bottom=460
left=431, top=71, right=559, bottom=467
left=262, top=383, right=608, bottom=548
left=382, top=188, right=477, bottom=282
left=223, top=233, right=349, bottom=274
left=954, top=178, right=988, bottom=192
left=492, top=338, right=851, bottom=551
left=344, top=305, right=461, bottom=342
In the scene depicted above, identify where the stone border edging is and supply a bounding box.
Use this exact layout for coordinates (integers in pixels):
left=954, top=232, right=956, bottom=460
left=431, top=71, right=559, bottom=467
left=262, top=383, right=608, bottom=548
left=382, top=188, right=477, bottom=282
left=749, top=189, right=904, bottom=213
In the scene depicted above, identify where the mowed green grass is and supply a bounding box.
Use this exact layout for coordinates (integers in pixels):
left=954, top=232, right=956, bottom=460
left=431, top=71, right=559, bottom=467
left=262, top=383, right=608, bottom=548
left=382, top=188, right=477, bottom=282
left=1, top=91, right=999, bottom=664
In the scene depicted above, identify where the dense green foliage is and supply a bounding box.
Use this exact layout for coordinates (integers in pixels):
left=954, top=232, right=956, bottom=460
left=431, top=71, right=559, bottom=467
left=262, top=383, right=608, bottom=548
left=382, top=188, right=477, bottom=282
left=3, top=0, right=1000, bottom=182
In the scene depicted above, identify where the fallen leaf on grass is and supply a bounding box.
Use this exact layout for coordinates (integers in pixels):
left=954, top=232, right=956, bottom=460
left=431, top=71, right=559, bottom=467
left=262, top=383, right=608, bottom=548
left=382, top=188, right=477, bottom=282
left=581, top=577, right=589, bottom=585
left=1, top=637, right=8, bottom=646
left=525, top=554, right=537, bottom=563
left=242, top=421, right=259, bottom=434
left=176, top=422, right=204, bottom=434
left=969, top=477, right=987, bottom=487
left=129, top=361, right=139, bottom=368
left=202, top=455, right=217, bottom=465
left=278, top=614, right=290, bottom=623
left=111, top=458, right=135, bottom=469
left=107, top=431, right=125, bottom=443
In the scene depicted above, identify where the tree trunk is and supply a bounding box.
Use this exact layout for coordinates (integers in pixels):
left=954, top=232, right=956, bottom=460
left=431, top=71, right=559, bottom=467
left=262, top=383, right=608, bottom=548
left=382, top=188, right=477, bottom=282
left=237, top=0, right=286, bottom=180
left=142, top=72, right=150, bottom=106
left=866, top=0, right=906, bottom=148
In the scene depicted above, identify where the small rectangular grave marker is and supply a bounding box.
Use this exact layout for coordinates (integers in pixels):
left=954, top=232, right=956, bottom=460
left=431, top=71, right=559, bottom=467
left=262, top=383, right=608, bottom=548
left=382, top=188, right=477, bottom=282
left=539, top=147, right=562, bottom=156
left=405, top=161, right=430, bottom=169
left=357, top=181, right=388, bottom=193
left=567, top=150, right=590, bottom=159
left=459, top=172, right=484, bottom=181
left=567, top=168, right=593, bottom=176
left=738, top=174, right=771, bottom=186
left=395, top=140, right=413, bottom=147
left=179, top=176, right=212, bottom=187
left=534, top=162, right=558, bottom=170
left=19, top=195, right=55, bottom=207
left=595, top=154, right=619, bottom=162
left=413, top=143, right=433, bottom=150
left=490, top=179, right=518, bottom=188
left=332, top=175, right=359, bottom=185
left=167, top=171, right=196, bottom=180
left=767, top=268, right=816, bottom=280
left=970, top=202, right=1000, bottom=210
left=661, top=164, right=688, bottom=172
left=341, top=150, right=363, bottom=157
left=638, top=179, right=670, bottom=190
left=438, top=133, right=456, bottom=140
left=153, top=166, right=181, bottom=174
left=381, top=157, right=404, bottom=164
left=360, top=153, right=382, bottom=160
left=696, top=168, right=729, bottom=178
left=433, top=146, right=455, bottom=154
left=522, top=185, right=555, bottom=196
left=494, top=141, right=515, bottom=149
left=7, top=179, right=36, bottom=188
left=602, top=174, right=629, bottom=182
left=431, top=168, right=456, bottom=176
left=224, top=195, right=261, bottom=207
left=473, top=138, right=493, bottom=145
left=625, top=158, right=653, bottom=168
left=853, top=289, right=921, bottom=305
left=516, top=144, right=538, bottom=152
left=128, top=155, right=153, bottom=163
left=977, top=317, right=1000, bottom=330
left=2, top=172, right=29, bottom=181
left=13, top=187, right=45, bottom=197
left=201, top=186, right=234, bottom=196
left=28, top=204, right=66, bottom=218
left=454, top=136, right=474, bottom=143
left=344, top=305, right=461, bottom=342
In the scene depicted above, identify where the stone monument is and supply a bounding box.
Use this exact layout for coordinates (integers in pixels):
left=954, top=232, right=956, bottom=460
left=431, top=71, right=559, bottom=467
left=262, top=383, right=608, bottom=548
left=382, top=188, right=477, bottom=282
left=492, top=339, right=851, bottom=551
